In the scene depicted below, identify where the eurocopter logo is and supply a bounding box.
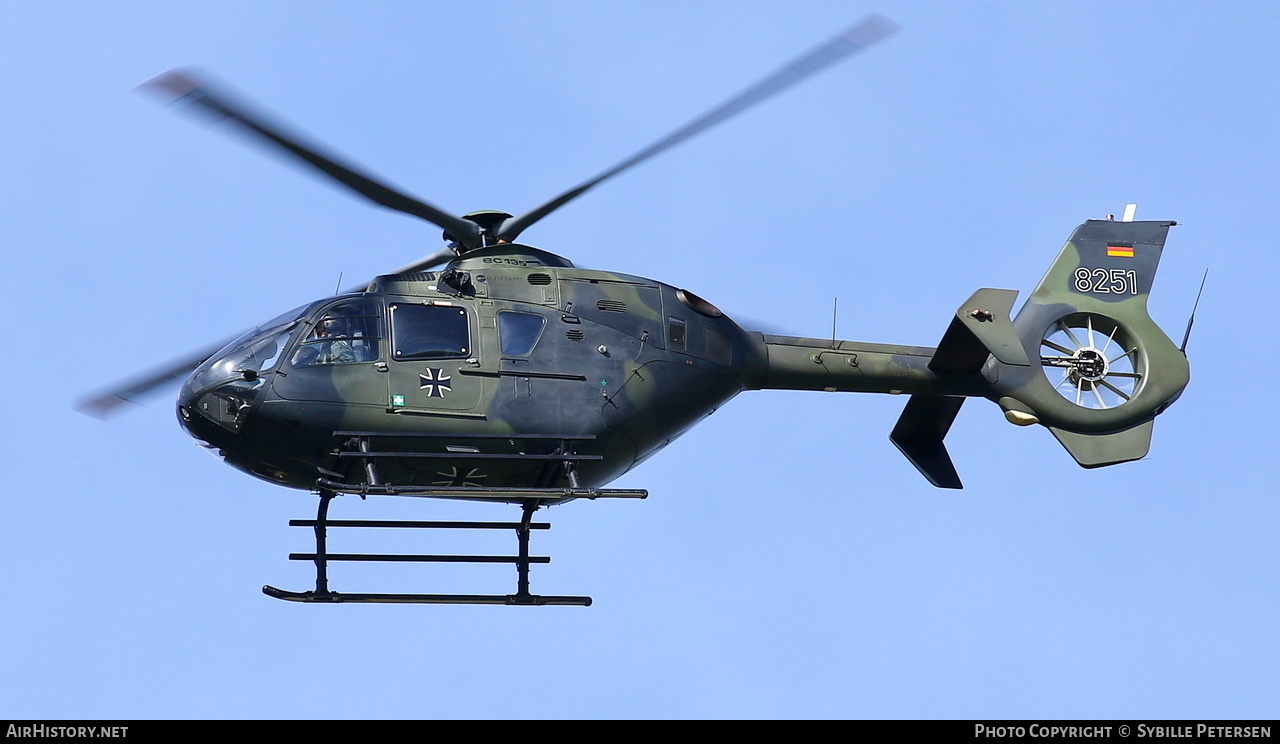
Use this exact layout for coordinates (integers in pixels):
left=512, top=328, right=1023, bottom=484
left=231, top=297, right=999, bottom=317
left=419, top=368, right=451, bottom=398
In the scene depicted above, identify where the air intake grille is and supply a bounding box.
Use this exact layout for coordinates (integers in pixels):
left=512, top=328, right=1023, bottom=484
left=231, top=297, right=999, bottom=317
left=566, top=329, right=585, bottom=341
left=596, top=299, right=627, bottom=313
left=526, top=273, right=553, bottom=285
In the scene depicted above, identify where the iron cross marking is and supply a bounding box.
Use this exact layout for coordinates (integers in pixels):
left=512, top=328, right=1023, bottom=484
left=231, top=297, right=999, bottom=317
left=433, top=467, right=487, bottom=488
left=419, top=368, right=452, bottom=398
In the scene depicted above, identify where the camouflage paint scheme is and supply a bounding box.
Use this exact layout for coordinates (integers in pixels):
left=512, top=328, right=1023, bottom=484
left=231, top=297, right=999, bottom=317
left=177, top=218, right=1189, bottom=494
left=92, top=23, right=1195, bottom=603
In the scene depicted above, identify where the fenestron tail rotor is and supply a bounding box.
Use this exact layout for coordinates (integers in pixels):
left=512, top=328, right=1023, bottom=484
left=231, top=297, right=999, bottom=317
left=1040, top=313, right=1143, bottom=410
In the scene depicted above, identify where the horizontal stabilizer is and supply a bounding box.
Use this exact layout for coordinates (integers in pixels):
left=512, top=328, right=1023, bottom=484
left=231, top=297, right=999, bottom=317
left=1048, top=421, right=1154, bottom=469
left=889, top=394, right=965, bottom=489
left=930, top=288, right=1030, bottom=374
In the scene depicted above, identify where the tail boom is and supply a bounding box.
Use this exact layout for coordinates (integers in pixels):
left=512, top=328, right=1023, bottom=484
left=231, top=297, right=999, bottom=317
left=743, top=215, right=1190, bottom=488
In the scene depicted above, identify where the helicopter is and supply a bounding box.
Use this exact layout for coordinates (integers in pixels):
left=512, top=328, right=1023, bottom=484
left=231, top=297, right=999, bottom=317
left=82, top=15, right=1191, bottom=606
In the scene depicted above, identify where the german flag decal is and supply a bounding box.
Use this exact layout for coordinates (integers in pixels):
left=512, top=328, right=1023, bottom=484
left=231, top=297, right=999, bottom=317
left=1107, top=244, right=1135, bottom=258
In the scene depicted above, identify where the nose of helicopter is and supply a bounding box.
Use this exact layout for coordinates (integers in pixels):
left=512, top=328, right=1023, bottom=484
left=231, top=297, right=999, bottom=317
left=176, top=375, right=256, bottom=455
left=177, top=376, right=316, bottom=489
left=174, top=311, right=308, bottom=469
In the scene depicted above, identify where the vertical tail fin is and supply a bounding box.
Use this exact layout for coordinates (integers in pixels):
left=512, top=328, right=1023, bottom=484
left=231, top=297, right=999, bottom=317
left=997, top=217, right=1190, bottom=467
left=888, top=215, right=1191, bottom=487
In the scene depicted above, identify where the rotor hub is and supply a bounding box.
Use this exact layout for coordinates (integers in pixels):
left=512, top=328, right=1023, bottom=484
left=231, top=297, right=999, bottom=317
left=445, top=210, right=514, bottom=248
left=1069, top=347, right=1109, bottom=382
left=1040, top=313, right=1143, bottom=410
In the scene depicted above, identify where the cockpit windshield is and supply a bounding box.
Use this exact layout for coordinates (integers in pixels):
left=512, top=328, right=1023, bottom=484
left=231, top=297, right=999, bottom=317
left=188, top=303, right=311, bottom=394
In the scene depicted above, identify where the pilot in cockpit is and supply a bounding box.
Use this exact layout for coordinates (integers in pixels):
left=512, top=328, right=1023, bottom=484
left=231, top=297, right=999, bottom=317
left=313, top=318, right=357, bottom=364
left=290, top=316, right=355, bottom=366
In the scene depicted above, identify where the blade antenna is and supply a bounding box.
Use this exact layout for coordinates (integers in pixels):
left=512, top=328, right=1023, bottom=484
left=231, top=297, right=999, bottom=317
left=496, top=14, right=900, bottom=243
left=1179, top=269, right=1209, bottom=353
left=140, top=71, right=482, bottom=248
left=831, top=297, right=839, bottom=349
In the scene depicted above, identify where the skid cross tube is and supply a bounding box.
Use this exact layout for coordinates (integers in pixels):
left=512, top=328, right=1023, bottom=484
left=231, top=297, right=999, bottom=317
left=260, top=431, right=646, bottom=605
left=330, top=431, right=606, bottom=500
left=314, top=479, right=649, bottom=502
left=263, top=490, right=587, bottom=605
left=262, top=492, right=649, bottom=607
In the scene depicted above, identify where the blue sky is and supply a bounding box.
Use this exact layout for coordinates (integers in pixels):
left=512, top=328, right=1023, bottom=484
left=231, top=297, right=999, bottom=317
left=2, top=1, right=1277, bottom=719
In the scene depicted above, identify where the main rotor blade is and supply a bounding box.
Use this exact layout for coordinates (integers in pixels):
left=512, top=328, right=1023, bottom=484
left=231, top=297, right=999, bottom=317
left=496, top=14, right=899, bottom=243
left=141, top=70, right=482, bottom=248
left=382, top=246, right=461, bottom=276
left=82, top=245, right=464, bottom=418
left=342, top=246, right=460, bottom=292
left=76, top=337, right=240, bottom=419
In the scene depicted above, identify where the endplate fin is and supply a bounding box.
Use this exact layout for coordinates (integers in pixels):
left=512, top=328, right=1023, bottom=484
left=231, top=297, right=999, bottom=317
left=889, top=394, right=966, bottom=489
left=1047, top=420, right=1154, bottom=468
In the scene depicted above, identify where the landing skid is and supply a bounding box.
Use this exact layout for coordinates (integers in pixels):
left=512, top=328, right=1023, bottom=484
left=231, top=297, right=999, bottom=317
left=265, top=473, right=647, bottom=606
left=264, top=430, right=646, bottom=606
left=262, top=586, right=595, bottom=606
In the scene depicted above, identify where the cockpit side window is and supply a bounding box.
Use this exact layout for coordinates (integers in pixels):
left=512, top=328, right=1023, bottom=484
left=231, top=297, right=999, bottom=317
left=291, top=298, right=383, bottom=367
left=390, top=304, right=470, bottom=360
left=498, top=311, right=546, bottom=356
